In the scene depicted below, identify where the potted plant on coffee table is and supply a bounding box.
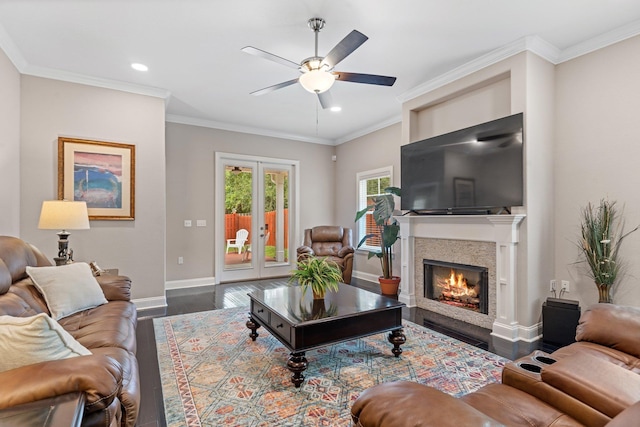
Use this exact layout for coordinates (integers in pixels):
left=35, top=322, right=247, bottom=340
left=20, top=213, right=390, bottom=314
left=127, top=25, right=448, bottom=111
left=355, top=186, right=402, bottom=295
left=289, top=256, right=342, bottom=299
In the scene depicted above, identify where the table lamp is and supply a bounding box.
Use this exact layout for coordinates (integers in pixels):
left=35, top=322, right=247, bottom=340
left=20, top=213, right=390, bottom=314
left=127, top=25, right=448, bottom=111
left=38, top=200, right=90, bottom=265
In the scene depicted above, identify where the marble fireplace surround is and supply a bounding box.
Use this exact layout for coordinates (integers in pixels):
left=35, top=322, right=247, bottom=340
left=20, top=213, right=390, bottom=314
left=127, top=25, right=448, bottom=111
left=419, top=239, right=495, bottom=329
left=396, top=214, right=526, bottom=341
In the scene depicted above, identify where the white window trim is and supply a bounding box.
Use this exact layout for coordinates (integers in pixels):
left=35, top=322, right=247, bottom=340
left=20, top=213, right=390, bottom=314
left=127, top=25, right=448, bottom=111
left=356, top=166, right=393, bottom=252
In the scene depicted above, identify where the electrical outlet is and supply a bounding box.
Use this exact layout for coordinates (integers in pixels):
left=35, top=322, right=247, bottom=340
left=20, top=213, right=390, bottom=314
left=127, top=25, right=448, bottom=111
left=561, top=280, right=570, bottom=292
left=550, top=280, right=557, bottom=292
left=178, top=257, right=184, bottom=265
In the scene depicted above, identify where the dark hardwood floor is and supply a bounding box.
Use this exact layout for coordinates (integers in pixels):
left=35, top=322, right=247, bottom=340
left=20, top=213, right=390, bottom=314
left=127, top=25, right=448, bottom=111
left=134, top=277, right=550, bottom=426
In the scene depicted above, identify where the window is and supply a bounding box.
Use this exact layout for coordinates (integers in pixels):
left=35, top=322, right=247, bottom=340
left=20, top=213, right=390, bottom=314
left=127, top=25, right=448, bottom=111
left=356, top=167, right=392, bottom=251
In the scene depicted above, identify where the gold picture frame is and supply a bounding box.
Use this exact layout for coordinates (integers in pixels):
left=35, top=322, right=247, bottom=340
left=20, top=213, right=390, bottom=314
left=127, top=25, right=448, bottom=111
left=58, top=137, right=135, bottom=220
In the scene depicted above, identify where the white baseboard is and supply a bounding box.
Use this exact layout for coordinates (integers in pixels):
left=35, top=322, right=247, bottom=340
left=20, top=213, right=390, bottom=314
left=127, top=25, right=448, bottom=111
left=517, top=322, right=543, bottom=343
left=491, top=321, right=542, bottom=343
left=352, top=270, right=379, bottom=283
left=133, top=277, right=217, bottom=310
left=165, top=276, right=216, bottom=290
left=133, top=295, right=167, bottom=310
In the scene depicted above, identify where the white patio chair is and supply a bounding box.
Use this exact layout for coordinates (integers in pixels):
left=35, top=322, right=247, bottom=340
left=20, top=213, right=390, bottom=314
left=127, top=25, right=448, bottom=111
left=242, top=231, right=269, bottom=261
left=226, top=229, right=249, bottom=254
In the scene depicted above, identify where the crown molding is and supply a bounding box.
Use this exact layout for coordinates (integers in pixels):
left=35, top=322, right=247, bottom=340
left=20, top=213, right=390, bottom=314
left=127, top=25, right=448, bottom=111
left=0, top=23, right=27, bottom=71
left=558, top=19, right=640, bottom=63
left=524, top=36, right=562, bottom=64
left=165, top=114, right=334, bottom=146
left=21, top=64, right=171, bottom=100
left=397, top=36, right=560, bottom=104
left=334, top=114, right=402, bottom=145
left=396, top=20, right=640, bottom=105
left=0, top=22, right=172, bottom=104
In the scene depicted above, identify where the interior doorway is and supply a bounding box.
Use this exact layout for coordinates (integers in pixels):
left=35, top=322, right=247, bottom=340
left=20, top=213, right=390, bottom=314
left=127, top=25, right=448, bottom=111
left=214, top=153, right=299, bottom=283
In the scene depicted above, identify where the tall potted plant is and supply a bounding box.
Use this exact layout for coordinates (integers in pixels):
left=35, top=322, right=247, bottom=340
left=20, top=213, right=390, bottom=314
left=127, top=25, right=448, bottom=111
left=577, top=199, right=638, bottom=303
left=355, top=186, right=401, bottom=295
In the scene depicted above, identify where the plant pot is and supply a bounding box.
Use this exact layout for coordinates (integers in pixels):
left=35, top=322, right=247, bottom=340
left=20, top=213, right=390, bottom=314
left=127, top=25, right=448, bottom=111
left=379, top=276, right=401, bottom=296
left=596, top=283, right=612, bottom=303
left=312, top=289, right=326, bottom=300
left=311, top=299, right=327, bottom=317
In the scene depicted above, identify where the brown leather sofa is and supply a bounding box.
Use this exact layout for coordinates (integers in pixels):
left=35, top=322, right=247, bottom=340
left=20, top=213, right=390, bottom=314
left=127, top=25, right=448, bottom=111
left=351, top=303, right=640, bottom=427
left=297, top=226, right=355, bottom=284
left=0, top=236, right=139, bottom=427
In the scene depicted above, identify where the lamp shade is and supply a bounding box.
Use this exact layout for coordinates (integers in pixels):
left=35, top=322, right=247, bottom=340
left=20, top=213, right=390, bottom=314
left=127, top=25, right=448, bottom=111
left=38, top=200, right=90, bottom=230
left=299, top=69, right=336, bottom=93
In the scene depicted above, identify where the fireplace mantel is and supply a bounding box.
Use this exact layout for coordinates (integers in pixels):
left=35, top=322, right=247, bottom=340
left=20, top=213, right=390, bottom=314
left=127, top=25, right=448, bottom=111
left=395, top=214, right=526, bottom=341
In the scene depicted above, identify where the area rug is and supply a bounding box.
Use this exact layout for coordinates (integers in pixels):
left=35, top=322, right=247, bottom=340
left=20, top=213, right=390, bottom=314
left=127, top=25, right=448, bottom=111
left=154, top=307, right=507, bottom=427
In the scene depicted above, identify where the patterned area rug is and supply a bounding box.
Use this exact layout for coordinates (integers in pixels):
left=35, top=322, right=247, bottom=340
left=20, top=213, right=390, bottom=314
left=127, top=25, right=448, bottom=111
left=154, top=307, right=507, bottom=427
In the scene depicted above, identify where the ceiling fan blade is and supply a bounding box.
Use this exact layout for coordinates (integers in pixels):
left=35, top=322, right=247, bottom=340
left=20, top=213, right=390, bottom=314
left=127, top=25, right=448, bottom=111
left=334, top=72, right=396, bottom=86
left=477, top=132, right=516, bottom=142
left=317, top=91, right=334, bottom=109
left=241, top=46, right=300, bottom=69
left=250, top=78, right=299, bottom=96
left=321, top=30, right=368, bottom=68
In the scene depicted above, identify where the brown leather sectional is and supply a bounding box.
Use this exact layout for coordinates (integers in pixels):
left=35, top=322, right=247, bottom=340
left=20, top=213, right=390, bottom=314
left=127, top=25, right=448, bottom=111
left=0, top=236, right=139, bottom=427
left=351, top=303, right=640, bottom=427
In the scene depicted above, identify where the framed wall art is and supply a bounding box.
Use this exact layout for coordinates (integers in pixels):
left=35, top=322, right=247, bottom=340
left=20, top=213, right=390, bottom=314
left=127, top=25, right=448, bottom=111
left=58, top=137, right=135, bottom=220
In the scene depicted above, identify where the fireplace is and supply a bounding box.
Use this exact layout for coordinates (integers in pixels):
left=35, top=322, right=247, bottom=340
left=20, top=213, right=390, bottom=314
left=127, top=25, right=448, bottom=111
left=424, top=259, right=489, bottom=315
left=397, top=215, right=528, bottom=341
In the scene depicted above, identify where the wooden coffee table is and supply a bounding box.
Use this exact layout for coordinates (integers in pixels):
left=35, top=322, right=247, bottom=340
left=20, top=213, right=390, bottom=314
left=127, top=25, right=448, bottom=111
left=246, top=283, right=406, bottom=387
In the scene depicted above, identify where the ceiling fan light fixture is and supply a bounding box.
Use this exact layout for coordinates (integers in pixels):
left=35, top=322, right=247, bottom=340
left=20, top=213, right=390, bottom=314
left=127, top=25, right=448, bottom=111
left=299, top=69, right=335, bottom=93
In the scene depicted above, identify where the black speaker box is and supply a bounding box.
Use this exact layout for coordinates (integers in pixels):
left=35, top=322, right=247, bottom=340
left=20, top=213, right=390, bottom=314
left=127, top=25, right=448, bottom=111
left=542, top=298, right=581, bottom=347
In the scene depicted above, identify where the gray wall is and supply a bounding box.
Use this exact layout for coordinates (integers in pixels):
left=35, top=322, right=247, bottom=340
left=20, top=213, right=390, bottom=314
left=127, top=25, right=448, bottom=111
left=554, top=35, right=640, bottom=307
left=334, top=122, right=402, bottom=279
left=19, top=76, right=167, bottom=302
left=165, top=122, right=336, bottom=282
left=0, top=46, right=20, bottom=236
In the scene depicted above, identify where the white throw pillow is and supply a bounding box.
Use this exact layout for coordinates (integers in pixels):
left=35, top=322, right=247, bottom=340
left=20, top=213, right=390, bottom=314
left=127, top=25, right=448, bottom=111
left=26, top=262, right=108, bottom=320
left=0, top=313, right=92, bottom=373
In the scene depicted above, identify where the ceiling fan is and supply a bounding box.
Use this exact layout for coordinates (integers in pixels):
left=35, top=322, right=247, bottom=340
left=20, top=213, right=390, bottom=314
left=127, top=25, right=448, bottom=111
left=242, top=17, right=397, bottom=109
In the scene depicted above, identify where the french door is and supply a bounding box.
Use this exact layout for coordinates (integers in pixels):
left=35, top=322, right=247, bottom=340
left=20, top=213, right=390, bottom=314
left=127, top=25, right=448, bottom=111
left=214, top=153, right=298, bottom=283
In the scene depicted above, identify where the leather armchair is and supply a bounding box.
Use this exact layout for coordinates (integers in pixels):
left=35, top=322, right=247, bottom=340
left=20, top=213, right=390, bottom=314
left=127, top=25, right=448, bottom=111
left=297, top=226, right=354, bottom=284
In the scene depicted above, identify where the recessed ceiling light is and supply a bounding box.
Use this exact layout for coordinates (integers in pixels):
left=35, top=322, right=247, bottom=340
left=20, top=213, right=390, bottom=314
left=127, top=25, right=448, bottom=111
left=330, top=106, right=342, bottom=112
left=131, top=63, right=148, bottom=72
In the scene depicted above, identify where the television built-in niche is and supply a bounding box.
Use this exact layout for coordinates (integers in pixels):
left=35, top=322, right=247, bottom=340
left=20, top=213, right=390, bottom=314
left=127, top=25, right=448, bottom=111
left=424, top=259, right=488, bottom=315
left=401, top=113, right=524, bottom=214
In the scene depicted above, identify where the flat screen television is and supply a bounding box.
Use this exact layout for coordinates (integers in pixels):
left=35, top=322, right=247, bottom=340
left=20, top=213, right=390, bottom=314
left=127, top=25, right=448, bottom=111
left=401, top=113, right=524, bottom=214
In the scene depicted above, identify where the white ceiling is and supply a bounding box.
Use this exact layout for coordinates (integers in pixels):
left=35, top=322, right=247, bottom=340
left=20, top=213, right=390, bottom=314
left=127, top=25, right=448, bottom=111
left=1, top=1, right=640, bottom=145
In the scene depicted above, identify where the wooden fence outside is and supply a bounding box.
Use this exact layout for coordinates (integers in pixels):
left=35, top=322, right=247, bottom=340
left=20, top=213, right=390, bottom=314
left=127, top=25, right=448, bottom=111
left=225, top=209, right=289, bottom=248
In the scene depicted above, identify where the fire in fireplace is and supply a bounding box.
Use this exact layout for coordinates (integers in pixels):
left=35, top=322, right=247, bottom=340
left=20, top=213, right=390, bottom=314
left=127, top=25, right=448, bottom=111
left=424, top=259, right=488, bottom=314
